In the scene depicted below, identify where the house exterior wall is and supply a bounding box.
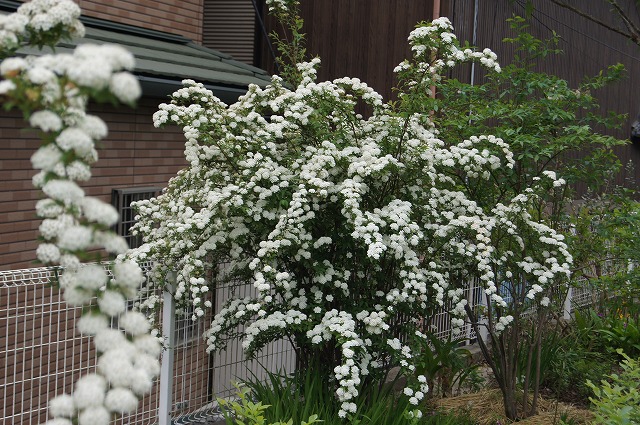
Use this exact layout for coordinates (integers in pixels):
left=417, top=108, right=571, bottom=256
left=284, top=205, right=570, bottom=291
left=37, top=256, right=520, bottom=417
left=78, top=0, right=205, bottom=43
left=0, top=98, right=187, bottom=271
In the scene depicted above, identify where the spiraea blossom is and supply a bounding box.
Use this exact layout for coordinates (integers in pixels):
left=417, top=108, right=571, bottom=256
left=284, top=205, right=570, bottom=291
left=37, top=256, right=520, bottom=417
left=131, top=18, right=571, bottom=418
left=1, top=1, right=160, bottom=424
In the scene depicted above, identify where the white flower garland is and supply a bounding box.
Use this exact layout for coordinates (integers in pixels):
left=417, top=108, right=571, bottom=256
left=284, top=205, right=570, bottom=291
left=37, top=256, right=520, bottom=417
left=1, top=1, right=160, bottom=424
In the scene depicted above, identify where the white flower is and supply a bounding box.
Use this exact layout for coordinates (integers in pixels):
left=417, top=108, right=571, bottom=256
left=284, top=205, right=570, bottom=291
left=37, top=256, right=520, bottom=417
left=78, top=406, right=110, bottom=425
left=43, top=180, right=85, bottom=205
left=134, top=334, right=162, bottom=357
left=49, top=394, right=74, bottom=418
left=93, top=328, right=128, bottom=353
left=109, top=72, right=141, bottom=103
left=95, top=232, right=129, bottom=254
left=32, top=170, right=46, bottom=188
left=67, top=57, right=112, bottom=89
left=98, top=349, right=135, bottom=387
left=79, top=115, right=108, bottom=139
left=134, top=353, right=160, bottom=377
left=113, top=261, right=145, bottom=290
left=30, top=110, right=63, bottom=132
left=73, top=374, right=106, bottom=409
left=119, top=311, right=151, bottom=336
left=0, top=79, right=16, bottom=94
left=76, top=312, right=109, bottom=335
left=105, top=388, right=138, bottom=413
left=36, top=243, right=60, bottom=263
left=56, top=127, right=93, bottom=156
left=81, top=197, right=119, bottom=226
left=57, top=225, right=93, bottom=251
left=27, top=66, right=55, bottom=84
left=91, top=44, right=135, bottom=70
left=74, top=264, right=108, bottom=290
left=65, top=161, right=92, bottom=181
left=43, top=419, right=73, bottom=425
left=98, top=290, right=126, bottom=317
left=62, top=285, right=92, bottom=306
left=31, top=144, right=63, bottom=171
left=0, top=57, right=27, bottom=75
left=35, top=198, right=64, bottom=218
left=129, top=369, right=153, bottom=395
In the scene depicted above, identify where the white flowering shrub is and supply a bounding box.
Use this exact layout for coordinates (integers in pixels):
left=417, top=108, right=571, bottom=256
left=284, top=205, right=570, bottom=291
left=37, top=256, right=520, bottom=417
left=129, top=15, right=572, bottom=419
left=0, top=1, right=159, bottom=425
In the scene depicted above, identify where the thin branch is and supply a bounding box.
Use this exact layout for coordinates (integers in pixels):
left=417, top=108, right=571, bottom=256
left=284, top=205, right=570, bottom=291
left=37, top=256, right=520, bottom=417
left=549, top=0, right=640, bottom=45
left=608, top=0, right=640, bottom=43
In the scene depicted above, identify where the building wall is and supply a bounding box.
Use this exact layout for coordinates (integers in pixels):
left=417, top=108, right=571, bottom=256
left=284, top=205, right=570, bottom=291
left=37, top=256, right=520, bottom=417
left=259, top=0, right=448, bottom=102
left=0, top=98, right=188, bottom=271
left=77, top=0, right=204, bottom=43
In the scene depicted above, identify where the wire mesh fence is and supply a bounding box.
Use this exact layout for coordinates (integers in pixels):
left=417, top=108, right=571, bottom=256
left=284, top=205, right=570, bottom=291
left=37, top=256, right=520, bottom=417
left=1, top=262, right=604, bottom=425
left=0, top=266, right=162, bottom=425
left=0, top=263, right=296, bottom=425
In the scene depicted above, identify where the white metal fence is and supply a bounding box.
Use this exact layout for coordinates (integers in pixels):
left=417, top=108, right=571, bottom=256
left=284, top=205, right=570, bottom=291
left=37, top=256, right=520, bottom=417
left=0, top=264, right=296, bottom=425
left=1, top=263, right=600, bottom=425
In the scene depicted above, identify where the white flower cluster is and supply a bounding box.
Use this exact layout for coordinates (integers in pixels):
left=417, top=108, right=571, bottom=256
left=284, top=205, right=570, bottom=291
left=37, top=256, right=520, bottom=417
left=0, top=2, right=160, bottom=425
left=0, top=0, right=84, bottom=51
left=132, top=17, right=573, bottom=419
left=395, top=17, right=501, bottom=90
left=265, top=0, right=296, bottom=14
left=1, top=43, right=139, bottom=108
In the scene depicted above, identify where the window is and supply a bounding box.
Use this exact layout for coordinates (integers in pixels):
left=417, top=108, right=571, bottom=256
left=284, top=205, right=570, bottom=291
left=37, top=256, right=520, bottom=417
left=111, top=187, right=161, bottom=248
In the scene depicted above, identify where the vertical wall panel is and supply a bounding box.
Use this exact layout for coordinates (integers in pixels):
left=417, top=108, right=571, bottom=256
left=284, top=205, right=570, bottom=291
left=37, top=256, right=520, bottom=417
left=448, top=0, right=640, bottom=185
left=203, top=0, right=257, bottom=64
left=258, top=0, right=441, bottom=101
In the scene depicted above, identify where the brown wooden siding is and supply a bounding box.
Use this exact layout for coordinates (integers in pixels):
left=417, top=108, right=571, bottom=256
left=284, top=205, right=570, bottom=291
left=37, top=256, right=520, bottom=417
left=0, top=98, right=188, bottom=271
left=203, top=0, right=257, bottom=64
left=258, top=0, right=450, bottom=101
left=446, top=0, right=640, bottom=187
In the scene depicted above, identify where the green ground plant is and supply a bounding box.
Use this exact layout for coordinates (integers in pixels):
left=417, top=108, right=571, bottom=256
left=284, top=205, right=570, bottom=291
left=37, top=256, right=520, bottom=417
left=241, top=366, right=477, bottom=425
left=413, top=333, right=483, bottom=399
left=218, top=384, right=320, bottom=425
left=542, top=307, right=640, bottom=406
left=570, top=163, right=640, bottom=320
left=543, top=311, right=615, bottom=404
left=587, top=350, right=640, bottom=425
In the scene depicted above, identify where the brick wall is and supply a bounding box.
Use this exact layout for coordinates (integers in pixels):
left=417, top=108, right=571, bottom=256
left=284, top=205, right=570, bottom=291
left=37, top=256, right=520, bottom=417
left=0, top=98, right=187, bottom=271
left=78, top=0, right=204, bottom=43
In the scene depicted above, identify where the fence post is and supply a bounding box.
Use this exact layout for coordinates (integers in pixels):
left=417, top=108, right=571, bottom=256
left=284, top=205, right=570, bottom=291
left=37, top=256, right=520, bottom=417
left=159, top=273, right=176, bottom=425
left=465, top=280, right=475, bottom=345
left=477, top=283, right=489, bottom=343
left=563, top=286, right=572, bottom=321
